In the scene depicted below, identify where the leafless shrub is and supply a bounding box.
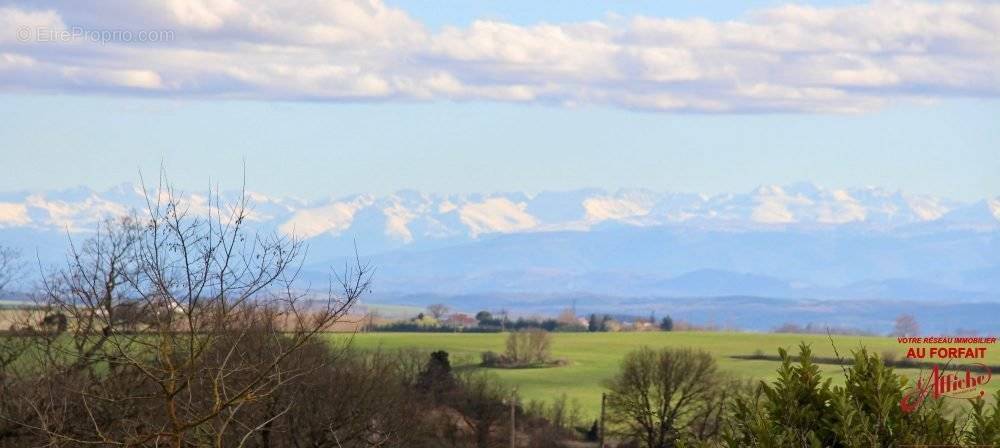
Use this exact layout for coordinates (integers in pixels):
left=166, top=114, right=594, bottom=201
left=427, top=303, right=450, bottom=320
left=671, top=319, right=722, bottom=332
left=773, top=322, right=874, bottom=336
left=501, top=329, right=552, bottom=366
left=893, top=313, right=920, bottom=337
left=525, top=394, right=581, bottom=431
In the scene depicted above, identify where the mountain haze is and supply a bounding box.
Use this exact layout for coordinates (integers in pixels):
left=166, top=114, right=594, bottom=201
left=1, top=183, right=998, bottom=304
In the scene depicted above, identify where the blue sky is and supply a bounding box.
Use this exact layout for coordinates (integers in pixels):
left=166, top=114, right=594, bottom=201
left=0, top=0, right=997, bottom=201
left=387, top=0, right=869, bottom=28
left=2, top=95, right=996, bottom=201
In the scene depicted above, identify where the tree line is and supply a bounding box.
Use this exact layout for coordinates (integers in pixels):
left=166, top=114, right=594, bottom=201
left=374, top=307, right=679, bottom=333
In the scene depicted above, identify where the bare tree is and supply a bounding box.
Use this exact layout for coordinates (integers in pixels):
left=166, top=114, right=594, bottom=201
left=11, top=172, right=373, bottom=447
left=893, top=314, right=920, bottom=337
left=452, top=372, right=511, bottom=448
left=0, top=245, right=22, bottom=296
left=427, top=303, right=450, bottom=320
left=556, top=307, right=577, bottom=325
left=604, top=347, right=721, bottom=448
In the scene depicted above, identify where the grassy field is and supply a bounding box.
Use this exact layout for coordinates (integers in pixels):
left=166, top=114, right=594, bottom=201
left=345, top=331, right=1000, bottom=420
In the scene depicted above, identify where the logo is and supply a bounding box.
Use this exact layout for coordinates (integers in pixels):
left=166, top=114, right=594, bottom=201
left=900, top=363, right=991, bottom=413
left=16, top=26, right=31, bottom=42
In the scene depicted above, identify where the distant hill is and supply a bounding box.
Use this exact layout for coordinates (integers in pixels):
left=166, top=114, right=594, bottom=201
left=1, top=183, right=997, bottom=303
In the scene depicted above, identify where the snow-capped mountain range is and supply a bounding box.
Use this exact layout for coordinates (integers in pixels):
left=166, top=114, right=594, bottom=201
left=2, top=182, right=998, bottom=304
left=1, top=182, right=997, bottom=240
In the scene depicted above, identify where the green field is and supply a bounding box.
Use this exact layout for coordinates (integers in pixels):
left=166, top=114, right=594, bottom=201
left=346, top=331, right=1000, bottom=420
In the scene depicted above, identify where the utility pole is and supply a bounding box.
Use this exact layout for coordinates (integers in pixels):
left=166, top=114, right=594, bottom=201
left=599, top=392, right=606, bottom=448
left=510, top=388, right=517, bottom=448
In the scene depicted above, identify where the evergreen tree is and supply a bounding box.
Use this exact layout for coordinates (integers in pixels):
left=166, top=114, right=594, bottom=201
left=659, top=315, right=673, bottom=331
left=416, top=350, right=457, bottom=399
left=588, top=313, right=599, bottom=332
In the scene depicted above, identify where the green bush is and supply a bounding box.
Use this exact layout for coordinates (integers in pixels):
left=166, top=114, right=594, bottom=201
left=724, top=343, right=987, bottom=447
left=965, top=390, right=1000, bottom=445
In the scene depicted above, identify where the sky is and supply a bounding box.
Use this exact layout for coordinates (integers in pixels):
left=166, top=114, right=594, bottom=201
left=0, top=0, right=997, bottom=201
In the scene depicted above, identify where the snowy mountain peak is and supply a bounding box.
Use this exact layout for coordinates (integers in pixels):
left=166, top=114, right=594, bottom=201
left=0, top=184, right=992, bottom=254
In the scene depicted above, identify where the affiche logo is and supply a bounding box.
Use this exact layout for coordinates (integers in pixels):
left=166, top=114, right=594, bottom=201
left=900, top=364, right=992, bottom=413
left=896, top=336, right=996, bottom=413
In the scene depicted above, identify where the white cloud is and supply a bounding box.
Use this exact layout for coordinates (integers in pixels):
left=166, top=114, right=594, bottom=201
left=0, top=7, right=64, bottom=43
left=0, top=52, right=34, bottom=69
left=0, top=202, right=30, bottom=226
left=62, top=67, right=164, bottom=89
left=0, top=0, right=997, bottom=112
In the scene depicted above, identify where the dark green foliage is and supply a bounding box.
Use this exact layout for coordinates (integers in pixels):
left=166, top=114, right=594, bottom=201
left=964, top=390, right=1000, bottom=445
left=836, top=347, right=906, bottom=446
left=725, top=382, right=793, bottom=447
left=475, top=311, right=503, bottom=328
left=587, top=314, right=612, bottom=332
left=724, top=343, right=971, bottom=448
left=40, top=312, right=68, bottom=333
left=837, top=349, right=959, bottom=447
left=376, top=321, right=497, bottom=332
left=385, top=311, right=586, bottom=332
left=417, top=350, right=457, bottom=398
left=481, top=350, right=502, bottom=367
left=659, top=316, right=674, bottom=331
left=761, top=344, right=839, bottom=446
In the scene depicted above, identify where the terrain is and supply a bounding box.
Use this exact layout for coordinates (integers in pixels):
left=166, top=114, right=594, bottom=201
left=346, top=331, right=1000, bottom=420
